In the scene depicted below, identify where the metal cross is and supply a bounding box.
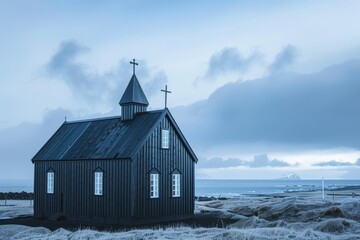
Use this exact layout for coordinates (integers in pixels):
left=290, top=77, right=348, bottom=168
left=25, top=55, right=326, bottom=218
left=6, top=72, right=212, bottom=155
left=130, top=59, right=138, bottom=74
left=161, top=85, right=172, bottom=108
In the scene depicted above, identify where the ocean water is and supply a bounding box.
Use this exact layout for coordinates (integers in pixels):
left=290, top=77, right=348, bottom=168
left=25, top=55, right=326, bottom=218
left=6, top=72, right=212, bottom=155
left=1, top=179, right=360, bottom=196
left=0, top=180, right=33, bottom=193
left=195, top=179, right=360, bottom=197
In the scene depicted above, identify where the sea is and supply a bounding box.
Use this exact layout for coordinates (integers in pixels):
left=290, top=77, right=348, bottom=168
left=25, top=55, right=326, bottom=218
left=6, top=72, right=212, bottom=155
left=0, top=180, right=34, bottom=193
left=196, top=179, right=360, bottom=197
left=1, top=179, right=360, bottom=197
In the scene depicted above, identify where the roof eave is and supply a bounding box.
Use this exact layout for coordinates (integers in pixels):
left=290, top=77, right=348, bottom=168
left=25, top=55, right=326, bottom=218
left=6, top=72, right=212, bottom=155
left=31, top=121, right=67, bottom=163
left=32, top=157, right=132, bottom=163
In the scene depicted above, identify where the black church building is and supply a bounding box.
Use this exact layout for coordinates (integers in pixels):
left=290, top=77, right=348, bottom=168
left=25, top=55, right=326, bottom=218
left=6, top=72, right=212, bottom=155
left=32, top=61, right=198, bottom=224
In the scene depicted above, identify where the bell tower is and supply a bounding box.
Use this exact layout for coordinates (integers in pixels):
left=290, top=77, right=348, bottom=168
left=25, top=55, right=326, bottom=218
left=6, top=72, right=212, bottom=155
left=119, top=59, right=149, bottom=120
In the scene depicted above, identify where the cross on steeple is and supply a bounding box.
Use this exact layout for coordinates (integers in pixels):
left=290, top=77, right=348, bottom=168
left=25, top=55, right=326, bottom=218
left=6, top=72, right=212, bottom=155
left=161, top=85, right=172, bottom=108
left=130, top=59, right=138, bottom=75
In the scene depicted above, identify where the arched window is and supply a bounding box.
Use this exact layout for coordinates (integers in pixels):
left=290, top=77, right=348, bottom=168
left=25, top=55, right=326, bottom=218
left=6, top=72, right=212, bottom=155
left=171, top=169, right=181, bottom=197
left=94, top=168, right=103, bottom=196
left=47, top=168, right=55, bottom=194
left=149, top=168, right=160, bottom=198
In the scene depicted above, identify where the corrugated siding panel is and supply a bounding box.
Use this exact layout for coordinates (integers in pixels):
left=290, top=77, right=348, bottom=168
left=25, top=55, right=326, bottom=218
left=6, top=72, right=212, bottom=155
left=34, top=160, right=132, bottom=221
left=134, top=115, right=195, bottom=219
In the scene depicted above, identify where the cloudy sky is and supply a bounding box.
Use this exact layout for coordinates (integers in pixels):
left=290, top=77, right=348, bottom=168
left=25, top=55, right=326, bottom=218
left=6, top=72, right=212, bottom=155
left=1, top=1, right=360, bottom=180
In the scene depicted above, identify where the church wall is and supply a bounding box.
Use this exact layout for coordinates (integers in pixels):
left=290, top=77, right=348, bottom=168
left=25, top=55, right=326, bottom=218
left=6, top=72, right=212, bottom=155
left=133, top=115, right=195, bottom=219
left=33, top=159, right=132, bottom=223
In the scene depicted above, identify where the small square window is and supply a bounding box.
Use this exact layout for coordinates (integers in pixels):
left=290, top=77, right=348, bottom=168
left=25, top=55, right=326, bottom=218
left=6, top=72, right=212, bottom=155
left=161, top=129, right=169, bottom=149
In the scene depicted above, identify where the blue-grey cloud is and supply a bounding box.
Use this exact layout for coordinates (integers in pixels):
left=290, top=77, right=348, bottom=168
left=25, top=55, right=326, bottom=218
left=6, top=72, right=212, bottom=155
left=0, top=107, right=117, bottom=180
left=173, top=59, right=360, bottom=152
left=0, top=41, right=159, bottom=179
left=339, top=167, right=360, bottom=179
left=312, top=160, right=353, bottom=167
left=205, top=47, right=262, bottom=79
left=356, top=159, right=360, bottom=166
left=197, top=154, right=292, bottom=169
left=0, top=108, right=72, bottom=179
left=47, top=40, right=104, bottom=99
left=46, top=40, right=166, bottom=104
left=197, top=157, right=245, bottom=169
left=269, top=45, right=299, bottom=73
left=249, top=154, right=291, bottom=168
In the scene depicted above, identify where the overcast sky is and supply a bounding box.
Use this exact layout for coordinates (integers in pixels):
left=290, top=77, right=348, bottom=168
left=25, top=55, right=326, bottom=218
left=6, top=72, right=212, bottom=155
left=1, top=1, right=360, bottom=180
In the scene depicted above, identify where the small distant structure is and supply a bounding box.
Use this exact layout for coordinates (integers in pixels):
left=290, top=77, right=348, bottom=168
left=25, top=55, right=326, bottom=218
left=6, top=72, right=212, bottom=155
left=322, top=178, right=325, bottom=201
left=32, top=59, right=198, bottom=224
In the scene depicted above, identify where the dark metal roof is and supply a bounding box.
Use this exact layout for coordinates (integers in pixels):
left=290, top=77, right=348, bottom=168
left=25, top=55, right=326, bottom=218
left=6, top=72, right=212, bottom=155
left=119, top=74, right=149, bottom=106
left=32, top=111, right=163, bottom=161
left=32, top=109, right=198, bottom=163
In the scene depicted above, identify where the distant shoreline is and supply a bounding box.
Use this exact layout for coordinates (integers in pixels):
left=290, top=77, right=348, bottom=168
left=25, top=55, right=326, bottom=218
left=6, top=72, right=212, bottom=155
left=1, top=184, right=360, bottom=201
left=0, top=192, right=33, bottom=200
left=1, top=180, right=360, bottom=202
left=195, top=185, right=360, bottom=200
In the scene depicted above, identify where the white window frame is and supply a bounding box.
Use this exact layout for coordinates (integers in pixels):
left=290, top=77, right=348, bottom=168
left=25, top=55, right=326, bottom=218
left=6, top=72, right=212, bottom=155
left=150, top=173, right=159, bottom=198
left=47, top=171, right=54, bottom=194
left=94, top=171, right=103, bottom=196
left=172, top=174, right=180, bottom=197
left=161, top=129, right=169, bottom=149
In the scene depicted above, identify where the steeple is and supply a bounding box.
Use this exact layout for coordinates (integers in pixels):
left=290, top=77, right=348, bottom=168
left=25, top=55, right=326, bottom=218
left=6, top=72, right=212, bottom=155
left=119, top=60, right=149, bottom=120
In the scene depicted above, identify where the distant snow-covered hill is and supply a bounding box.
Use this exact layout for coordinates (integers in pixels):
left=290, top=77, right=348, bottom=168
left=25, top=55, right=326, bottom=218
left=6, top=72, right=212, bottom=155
left=278, top=173, right=301, bottom=180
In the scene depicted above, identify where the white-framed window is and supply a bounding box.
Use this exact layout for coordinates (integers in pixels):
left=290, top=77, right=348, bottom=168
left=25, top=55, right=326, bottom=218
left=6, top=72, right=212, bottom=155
left=94, top=171, right=103, bottom=196
left=150, top=173, right=159, bottom=198
left=172, top=174, right=180, bottom=197
left=47, top=171, right=54, bottom=194
left=161, top=129, right=169, bottom=149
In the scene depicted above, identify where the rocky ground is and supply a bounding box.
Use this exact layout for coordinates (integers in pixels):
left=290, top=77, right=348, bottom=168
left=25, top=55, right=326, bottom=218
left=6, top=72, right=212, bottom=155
left=0, top=190, right=359, bottom=239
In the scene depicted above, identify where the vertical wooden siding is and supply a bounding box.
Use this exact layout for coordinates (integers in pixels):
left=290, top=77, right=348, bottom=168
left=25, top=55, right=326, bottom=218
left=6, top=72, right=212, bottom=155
left=133, top=115, right=195, bottom=219
left=121, top=105, right=147, bottom=120
left=34, top=159, right=131, bottom=222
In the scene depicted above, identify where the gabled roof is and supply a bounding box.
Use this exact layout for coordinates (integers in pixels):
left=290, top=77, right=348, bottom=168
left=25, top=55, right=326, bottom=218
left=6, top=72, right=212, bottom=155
left=32, top=111, right=163, bottom=161
left=32, top=109, right=198, bottom=163
left=119, top=74, right=149, bottom=106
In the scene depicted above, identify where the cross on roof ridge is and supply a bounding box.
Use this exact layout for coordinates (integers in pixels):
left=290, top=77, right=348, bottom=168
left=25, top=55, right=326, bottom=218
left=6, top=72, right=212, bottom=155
left=130, top=59, right=138, bottom=75
left=161, top=85, right=172, bottom=108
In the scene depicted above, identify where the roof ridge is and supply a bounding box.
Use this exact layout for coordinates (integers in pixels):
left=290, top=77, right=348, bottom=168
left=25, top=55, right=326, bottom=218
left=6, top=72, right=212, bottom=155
left=66, top=115, right=121, bottom=124
left=136, top=109, right=165, bottom=115
left=66, top=109, right=165, bottom=124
